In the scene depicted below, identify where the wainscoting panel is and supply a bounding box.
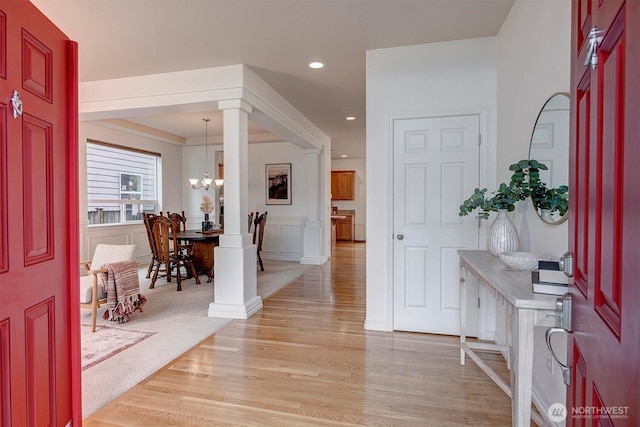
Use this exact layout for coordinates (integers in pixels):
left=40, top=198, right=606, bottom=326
left=83, top=223, right=151, bottom=267
left=261, top=217, right=305, bottom=262
left=82, top=217, right=304, bottom=267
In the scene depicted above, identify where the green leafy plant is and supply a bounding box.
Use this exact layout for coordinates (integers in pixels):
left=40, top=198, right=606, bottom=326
left=509, top=158, right=547, bottom=194
left=458, top=159, right=567, bottom=219
left=459, top=184, right=525, bottom=219
left=530, top=184, right=569, bottom=216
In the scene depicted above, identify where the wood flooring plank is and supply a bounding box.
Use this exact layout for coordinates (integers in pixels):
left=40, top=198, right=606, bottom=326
left=84, top=243, right=513, bottom=426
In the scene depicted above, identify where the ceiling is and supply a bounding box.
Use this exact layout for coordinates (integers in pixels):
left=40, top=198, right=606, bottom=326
left=31, top=0, right=514, bottom=159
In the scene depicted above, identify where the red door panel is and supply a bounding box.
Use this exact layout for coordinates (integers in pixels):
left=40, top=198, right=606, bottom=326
left=569, top=0, right=640, bottom=425
left=0, top=101, right=6, bottom=274
left=22, top=113, right=54, bottom=265
left=594, top=8, right=624, bottom=337
left=25, top=299, right=55, bottom=426
left=21, top=28, right=53, bottom=102
left=0, top=0, right=79, bottom=425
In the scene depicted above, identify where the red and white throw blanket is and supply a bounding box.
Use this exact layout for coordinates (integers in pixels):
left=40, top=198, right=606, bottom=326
left=100, top=260, right=147, bottom=323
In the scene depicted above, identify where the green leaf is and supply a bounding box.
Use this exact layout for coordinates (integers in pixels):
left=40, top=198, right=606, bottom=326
left=460, top=158, right=569, bottom=220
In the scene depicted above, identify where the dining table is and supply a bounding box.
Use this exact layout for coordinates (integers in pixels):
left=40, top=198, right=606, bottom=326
left=173, top=229, right=223, bottom=283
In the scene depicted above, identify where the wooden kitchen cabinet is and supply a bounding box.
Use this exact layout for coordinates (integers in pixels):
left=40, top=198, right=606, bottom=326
left=331, top=171, right=355, bottom=200
left=335, top=214, right=354, bottom=242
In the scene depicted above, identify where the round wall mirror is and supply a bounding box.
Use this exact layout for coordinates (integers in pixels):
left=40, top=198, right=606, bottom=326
left=528, top=93, right=570, bottom=224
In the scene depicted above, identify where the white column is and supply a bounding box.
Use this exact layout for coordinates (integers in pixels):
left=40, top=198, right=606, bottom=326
left=208, top=99, right=263, bottom=319
left=300, top=149, right=326, bottom=265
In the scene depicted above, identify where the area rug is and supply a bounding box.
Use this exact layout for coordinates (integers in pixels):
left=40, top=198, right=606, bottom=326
left=81, top=324, right=155, bottom=371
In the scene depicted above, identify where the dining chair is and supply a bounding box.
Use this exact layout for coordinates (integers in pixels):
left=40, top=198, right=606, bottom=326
left=168, top=210, right=198, bottom=279
left=150, top=215, right=200, bottom=291
left=167, top=210, right=187, bottom=232
left=145, top=212, right=180, bottom=283
left=253, top=212, right=267, bottom=271
left=80, top=244, right=137, bottom=332
left=142, top=212, right=160, bottom=279
left=248, top=212, right=255, bottom=234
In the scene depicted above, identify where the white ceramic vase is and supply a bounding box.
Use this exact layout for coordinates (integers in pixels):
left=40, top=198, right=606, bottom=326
left=487, top=210, right=519, bottom=256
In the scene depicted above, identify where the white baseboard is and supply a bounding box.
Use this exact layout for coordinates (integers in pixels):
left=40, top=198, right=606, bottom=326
left=364, top=319, right=392, bottom=331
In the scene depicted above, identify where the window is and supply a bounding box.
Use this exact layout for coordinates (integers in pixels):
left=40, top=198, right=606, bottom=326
left=87, top=141, right=159, bottom=225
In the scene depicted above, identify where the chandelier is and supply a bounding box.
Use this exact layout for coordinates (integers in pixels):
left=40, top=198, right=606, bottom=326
left=189, top=118, right=214, bottom=190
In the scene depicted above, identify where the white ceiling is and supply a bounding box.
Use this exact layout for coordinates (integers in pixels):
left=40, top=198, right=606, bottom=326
left=31, top=0, right=514, bottom=159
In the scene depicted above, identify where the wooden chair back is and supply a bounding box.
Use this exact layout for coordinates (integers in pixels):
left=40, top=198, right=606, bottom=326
left=168, top=211, right=187, bottom=232
left=248, top=212, right=256, bottom=233
left=253, top=212, right=267, bottom=271
left=253, top=212, right=267, bottom=250
left=150, top=215, right=200, bottom=291
left=151, top=215, right=173, bottom=265
left=142, top=213, right=159, bottom=278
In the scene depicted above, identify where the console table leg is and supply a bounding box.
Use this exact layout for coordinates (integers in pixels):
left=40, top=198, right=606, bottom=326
left=511, top=307, right=535, bottom=427
left=505, top=307, right=513, bottom=371
left=459, top=262, right=467, bottom=365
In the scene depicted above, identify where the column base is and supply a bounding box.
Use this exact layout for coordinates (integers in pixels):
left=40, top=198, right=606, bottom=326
left=208, top=240, right=262, bottom=319
left=300, top=256, right=329, bottom=265
left=208, top=296, right=263, bottom=319
left=302, top=223, right=326, bottom=264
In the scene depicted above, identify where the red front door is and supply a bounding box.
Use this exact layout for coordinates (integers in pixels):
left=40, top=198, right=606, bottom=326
left=0, top=1, right=79, bottom=425
left=568, top=0, right=640, bottom=425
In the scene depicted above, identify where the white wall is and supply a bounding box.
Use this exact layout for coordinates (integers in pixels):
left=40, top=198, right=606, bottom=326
left=497, top=0, right=571, bottom=257
left=182, top=144, right=222, bottom=225
left=331, top=158, right=366, bottom=241
left=248, top=142, right=308, bottom=261
left=496, top=0, right=571, bottom=418
left=365, top=37, right=498, bottom=331
left=365, top=0, right=571, bottom=421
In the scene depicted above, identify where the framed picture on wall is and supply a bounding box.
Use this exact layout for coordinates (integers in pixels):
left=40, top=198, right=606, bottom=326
left=265, top=163, right=292, bottom=205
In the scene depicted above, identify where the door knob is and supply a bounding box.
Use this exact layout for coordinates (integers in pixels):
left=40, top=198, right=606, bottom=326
left=396, top=233, right=404, bottom=240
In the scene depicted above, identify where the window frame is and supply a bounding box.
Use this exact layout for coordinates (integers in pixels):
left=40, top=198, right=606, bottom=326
left=86, top=140, right=160, bottom=226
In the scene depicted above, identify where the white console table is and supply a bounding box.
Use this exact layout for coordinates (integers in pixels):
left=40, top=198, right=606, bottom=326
left=458, top=250, right=559, bottom=427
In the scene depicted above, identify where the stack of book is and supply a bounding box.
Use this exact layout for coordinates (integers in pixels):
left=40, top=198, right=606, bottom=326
left=531, top=260, right=569, bottom=295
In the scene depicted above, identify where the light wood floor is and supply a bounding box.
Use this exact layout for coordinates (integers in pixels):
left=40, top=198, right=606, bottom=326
left=83, top=243, right=512, bottom=426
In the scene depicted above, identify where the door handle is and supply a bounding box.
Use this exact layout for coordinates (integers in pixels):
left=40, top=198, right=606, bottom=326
left=545, top=327, right=571, bottom=386
left=544, top=292, right=572, bottom=385
left=396, top=233, right=404, bottom=240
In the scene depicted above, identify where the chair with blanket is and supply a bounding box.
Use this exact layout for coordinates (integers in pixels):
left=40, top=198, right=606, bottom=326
left=80, top=244, right=146, bottom=332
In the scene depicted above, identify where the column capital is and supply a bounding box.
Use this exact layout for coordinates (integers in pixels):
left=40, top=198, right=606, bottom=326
left=218, top=99, right=253, bottom=113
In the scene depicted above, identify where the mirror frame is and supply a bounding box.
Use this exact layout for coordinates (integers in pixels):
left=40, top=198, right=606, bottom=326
left=528, top=92, right=570, bottom=225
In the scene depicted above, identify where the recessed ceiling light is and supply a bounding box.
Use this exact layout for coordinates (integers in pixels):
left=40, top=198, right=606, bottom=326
left=341, top=154, right=348, bottom=158
left=345, top=116, right=356, bottom=121
left=308, top=61, right=324, bottom=69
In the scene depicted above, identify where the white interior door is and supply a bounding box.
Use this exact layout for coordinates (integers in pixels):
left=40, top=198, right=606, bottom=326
left=393, top=115, right=480, bottom=335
